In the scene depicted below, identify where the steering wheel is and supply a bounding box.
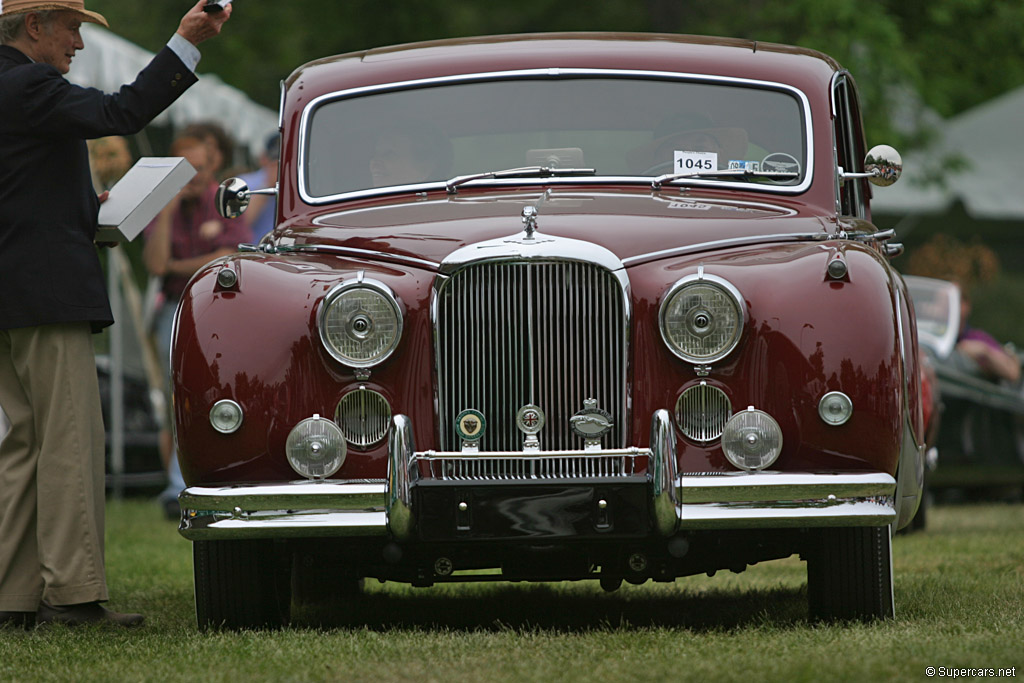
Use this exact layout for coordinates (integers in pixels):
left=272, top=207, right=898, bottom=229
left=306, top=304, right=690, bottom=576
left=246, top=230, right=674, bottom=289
left=641, top=160, right=674, bottom=176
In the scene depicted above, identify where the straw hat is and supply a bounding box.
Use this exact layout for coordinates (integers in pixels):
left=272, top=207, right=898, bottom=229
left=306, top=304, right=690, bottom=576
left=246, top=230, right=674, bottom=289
left=628, top=112, right=748, bottom=172
left=0, top=0, right=108, bottom=27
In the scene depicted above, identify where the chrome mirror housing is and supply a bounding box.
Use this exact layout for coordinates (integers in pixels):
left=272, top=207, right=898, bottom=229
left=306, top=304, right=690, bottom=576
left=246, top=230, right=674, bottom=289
left=215, top=177, right=251, bottom=219
left=863, top=144, right=902, bottom=186
left=839, top=144, right=902, bottom=187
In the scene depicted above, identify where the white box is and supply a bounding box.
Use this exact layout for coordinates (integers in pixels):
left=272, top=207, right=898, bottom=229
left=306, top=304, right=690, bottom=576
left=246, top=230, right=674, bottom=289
left=96, top=157, right=196, bottom=242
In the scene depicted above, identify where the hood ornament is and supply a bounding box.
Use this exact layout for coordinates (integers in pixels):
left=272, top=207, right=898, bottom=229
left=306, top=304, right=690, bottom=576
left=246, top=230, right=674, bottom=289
left=570, top=398, right=614, bottom=450
left=521, top=205, right=538, bottom=238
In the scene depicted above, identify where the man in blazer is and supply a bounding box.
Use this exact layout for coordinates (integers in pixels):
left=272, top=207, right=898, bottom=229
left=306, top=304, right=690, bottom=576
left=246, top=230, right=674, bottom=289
left=0, top=0, right=231, bottom=628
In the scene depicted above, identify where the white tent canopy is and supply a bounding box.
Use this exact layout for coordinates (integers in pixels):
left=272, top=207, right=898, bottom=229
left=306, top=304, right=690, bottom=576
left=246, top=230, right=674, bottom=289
left=873, top=86, right=1024, bottom=220
left=68, top=24, right=278, bottom=160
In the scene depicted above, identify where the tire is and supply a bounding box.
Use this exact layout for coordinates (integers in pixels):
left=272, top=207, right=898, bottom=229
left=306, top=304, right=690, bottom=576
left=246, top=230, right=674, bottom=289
left=289, top=546, right=363, bottom=627
left=193, top=539, right=292, bottom=630
left=806, top=526, right=894, bottom=622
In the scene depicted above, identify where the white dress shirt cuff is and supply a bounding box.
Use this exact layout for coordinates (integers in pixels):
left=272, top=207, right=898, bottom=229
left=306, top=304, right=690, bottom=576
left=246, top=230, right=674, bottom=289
left=168, top=33, right=201, bottom=73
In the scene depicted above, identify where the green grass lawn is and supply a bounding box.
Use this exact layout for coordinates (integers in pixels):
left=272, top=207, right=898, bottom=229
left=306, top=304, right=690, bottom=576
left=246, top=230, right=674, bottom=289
left=1, top=501, right=1022, bottom=682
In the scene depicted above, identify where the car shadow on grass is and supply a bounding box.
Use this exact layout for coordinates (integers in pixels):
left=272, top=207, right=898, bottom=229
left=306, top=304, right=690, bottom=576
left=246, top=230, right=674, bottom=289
left=290, top=582, right=810, bottom=632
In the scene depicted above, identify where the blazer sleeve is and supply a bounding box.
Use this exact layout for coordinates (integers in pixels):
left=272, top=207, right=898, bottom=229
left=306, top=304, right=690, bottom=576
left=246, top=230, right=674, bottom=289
left=14, top=47, right=199, bottom=139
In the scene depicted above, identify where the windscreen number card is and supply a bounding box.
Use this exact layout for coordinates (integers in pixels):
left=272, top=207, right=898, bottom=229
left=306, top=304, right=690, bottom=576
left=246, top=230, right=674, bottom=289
left=673, top=151, right=718, bottom=174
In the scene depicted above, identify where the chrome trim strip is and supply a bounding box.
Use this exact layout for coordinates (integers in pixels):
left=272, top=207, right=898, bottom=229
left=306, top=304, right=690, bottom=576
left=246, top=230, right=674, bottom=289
left=180, top=511, right=389, bottom=540
left=621, top=232, right=829, bottom=267
left=177, top=481, right=388, bottom=540
left=278, top=79, right=285, bottom=130
left=179, top=481, right=387, bottom=511
left=440, top=231, right=626, bottom=275
left=676, top=471, right=896, bottom=503
left=676, top=499, right=895, bottom=529
left=273, top=244, right=441, bottom=271
left=297, top=68, right=814, bottom=205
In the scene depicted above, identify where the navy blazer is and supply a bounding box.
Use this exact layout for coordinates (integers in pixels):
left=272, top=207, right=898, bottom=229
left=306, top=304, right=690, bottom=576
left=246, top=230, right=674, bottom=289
left=0, top=44, right=198, bottom=332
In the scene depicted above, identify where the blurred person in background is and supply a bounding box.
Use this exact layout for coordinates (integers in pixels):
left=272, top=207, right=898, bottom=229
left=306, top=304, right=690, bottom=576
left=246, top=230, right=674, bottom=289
left=0, top=0, right=232, bottom=629
left=142, top=131, right=249, bottom=519
left=956, top=289, right=1021, bottom=385
left=181, top=119, right=237, bottom=179
left=87, top=135, right=133, bottom=191
left=238, top=130, right=280, bottom=241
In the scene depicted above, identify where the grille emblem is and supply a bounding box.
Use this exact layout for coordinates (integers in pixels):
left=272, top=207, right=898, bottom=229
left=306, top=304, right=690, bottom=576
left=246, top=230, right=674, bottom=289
left=570, top=398, right=614, bottom=446
left=455, top=409, right=486, bottom=449
left=516, top=404, right=545, bottom=451
left=516, top=404, right=545, bottom=434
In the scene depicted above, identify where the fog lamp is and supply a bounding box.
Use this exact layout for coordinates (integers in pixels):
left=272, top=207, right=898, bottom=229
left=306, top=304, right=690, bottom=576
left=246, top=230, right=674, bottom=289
left=818, top=391, right=853, bottom=426
left=209, top=399, right=243, bottom=434
left=722, top=406, right=783, bottom=471
left=286, top=414, right=347, bottom=479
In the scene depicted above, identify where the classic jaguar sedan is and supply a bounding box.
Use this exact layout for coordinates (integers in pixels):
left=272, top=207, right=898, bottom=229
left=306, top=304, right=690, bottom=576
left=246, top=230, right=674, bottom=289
left=173, top=33, right=924, bottom=629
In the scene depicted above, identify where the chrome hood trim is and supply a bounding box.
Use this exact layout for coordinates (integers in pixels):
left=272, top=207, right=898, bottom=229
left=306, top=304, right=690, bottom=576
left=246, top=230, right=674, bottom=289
left=440, top=230, right=625, bottom=276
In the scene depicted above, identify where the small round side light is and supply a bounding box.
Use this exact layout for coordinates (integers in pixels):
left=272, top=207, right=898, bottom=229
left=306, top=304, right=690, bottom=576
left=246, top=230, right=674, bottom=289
left=818, top=391, right=854, bottom=426
left=217, top=267, right=238, bottom=289
left=210, top=399, right=243, bottom=434
left=826, top=257, right=848, bottom=280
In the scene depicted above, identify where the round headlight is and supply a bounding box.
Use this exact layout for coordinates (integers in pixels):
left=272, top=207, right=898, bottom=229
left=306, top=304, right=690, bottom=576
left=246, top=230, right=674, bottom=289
left=721, top=406, right=783, bottom=471
left=210, top=399, right=243, bottom=434
left=660, top=273, right=744, bottom=364
left=319, top=279, right=403, bottom=368
left=286, top=414, right=347, bottom=479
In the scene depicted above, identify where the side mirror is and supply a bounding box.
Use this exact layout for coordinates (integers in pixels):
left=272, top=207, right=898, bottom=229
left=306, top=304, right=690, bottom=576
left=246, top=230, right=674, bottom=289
left=215, top=177, right=251, bottom=219
left=838, top=144, right=902, bottom=187
left=863, top=144, right=902, bottom=186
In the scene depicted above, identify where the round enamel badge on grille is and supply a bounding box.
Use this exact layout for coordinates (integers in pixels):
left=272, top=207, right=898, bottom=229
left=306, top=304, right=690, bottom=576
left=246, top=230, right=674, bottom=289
left=516, top=404, right=545, bottom=435
left=455, top=409, right=486, bottom=442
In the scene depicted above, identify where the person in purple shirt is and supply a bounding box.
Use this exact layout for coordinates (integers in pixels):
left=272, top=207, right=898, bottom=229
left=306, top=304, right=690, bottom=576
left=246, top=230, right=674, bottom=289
left=956, top=290, right=1021, bottom=384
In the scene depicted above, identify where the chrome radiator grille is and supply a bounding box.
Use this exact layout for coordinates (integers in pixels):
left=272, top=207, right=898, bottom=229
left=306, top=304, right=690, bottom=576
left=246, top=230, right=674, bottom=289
left=436, top=261, right=628, bottom=452
left=422, top=451, right=641, bottom=481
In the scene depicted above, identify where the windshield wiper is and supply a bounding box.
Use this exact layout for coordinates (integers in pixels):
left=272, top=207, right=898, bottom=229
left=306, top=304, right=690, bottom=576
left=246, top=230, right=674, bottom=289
left=446, top=166, right=596, bottom=194
left=651, top=168, right=799, bottom=190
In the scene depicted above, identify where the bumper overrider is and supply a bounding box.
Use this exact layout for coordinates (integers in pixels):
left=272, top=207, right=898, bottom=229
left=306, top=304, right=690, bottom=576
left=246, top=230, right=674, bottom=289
left=178, top=410, right=897, bottom=541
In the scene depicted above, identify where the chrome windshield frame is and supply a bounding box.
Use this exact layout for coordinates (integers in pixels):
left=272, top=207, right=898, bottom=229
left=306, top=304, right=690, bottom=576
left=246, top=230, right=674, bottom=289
left=296, top=68, right=815, bottom=205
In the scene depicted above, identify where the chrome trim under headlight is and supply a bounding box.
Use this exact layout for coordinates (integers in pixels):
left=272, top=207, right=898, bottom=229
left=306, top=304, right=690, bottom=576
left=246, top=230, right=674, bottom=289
left=318, top=277, right=403, bottom=368
left=659, top=271, right=745, bottom=364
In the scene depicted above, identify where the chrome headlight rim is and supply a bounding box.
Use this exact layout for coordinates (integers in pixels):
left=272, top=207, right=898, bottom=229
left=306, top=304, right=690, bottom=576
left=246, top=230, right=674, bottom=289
left=659, top=272, right=746, bottom=365
left=318, top=278, right=403, bottom=369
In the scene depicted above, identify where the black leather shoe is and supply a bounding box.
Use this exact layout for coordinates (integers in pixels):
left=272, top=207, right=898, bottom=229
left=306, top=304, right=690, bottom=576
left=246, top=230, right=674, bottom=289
left=37, top=601, right=144, bottom=627
left=0, top=611, right=36, bottom=629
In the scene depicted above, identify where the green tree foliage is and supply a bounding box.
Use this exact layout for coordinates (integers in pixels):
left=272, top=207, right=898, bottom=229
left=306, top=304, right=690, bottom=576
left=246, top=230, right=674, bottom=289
left=87, top=0, right=1023, bottom=148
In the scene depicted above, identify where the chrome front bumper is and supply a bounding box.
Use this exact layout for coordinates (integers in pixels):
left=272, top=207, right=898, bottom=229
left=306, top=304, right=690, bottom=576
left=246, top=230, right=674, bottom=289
left=178, top=410, right=897, bottom=541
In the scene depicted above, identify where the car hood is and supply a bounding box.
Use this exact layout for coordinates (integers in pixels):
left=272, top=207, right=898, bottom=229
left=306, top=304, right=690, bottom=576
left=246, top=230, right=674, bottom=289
left=284, top=188, right=833, bottom=269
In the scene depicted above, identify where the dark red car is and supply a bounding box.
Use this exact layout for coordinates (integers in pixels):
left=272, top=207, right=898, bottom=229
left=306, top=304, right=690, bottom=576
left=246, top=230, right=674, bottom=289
left=174, top=33, right=924, bottom=628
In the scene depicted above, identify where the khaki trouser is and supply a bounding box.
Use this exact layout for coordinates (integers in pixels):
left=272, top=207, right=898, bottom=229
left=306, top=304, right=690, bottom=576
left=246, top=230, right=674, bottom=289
left=0, top=323, right=108, bottom=611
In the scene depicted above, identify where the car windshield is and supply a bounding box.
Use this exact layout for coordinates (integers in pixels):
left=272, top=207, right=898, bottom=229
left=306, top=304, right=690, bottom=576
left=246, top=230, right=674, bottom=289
left=905, top=276, right=960, bottom=358
left=302, top=75, right=809, bottom=200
